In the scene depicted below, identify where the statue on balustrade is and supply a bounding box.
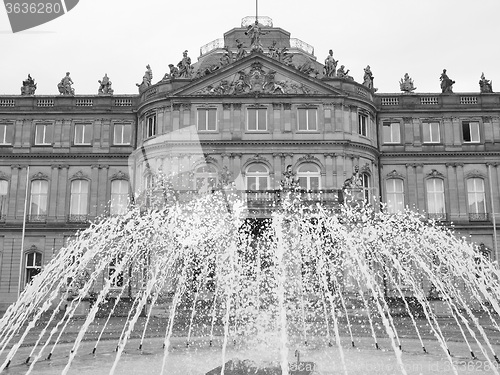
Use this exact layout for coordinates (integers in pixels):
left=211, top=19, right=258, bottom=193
left=136, top=64, right=152, bottom=92
left=235, top=39, right=247, bottom=60
left=479, top=72, right=493, bottom=93
left=363, top=65, right=376, bottom=91
left=245, top=20, right=268, bottom=53
left=57, top=72, right=75, bottom=95
left=178, top=50, right=193, bottom=78
left=21, top=74, right=36, bottom=95
left=439, top=69, right=455, bottom=93
left=268, top=40, right=280, bottom=60
left=220, top=47, right=232, bottom=67
left=324, top=49, right=338, bottom=78
left=399, top=73, right=417, bottom=93
left=343, top=165, right=362, bottom=189
left=98, top=73, right=113, bottom=95
left=336, top=65, right=353, bottom=80
left=281, top=165, right=300, bottom=190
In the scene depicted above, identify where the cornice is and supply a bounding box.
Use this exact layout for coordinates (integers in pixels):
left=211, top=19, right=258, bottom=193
left=381, top=151, right=500, bottom=158
left=0, top=153, right=130, bottom=159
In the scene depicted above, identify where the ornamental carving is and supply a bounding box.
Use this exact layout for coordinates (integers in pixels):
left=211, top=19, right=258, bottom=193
left=465, top=169, right=484, bottom=179
left=297, top=154, right=322, bottom=165
left=31, top=171, right=49, bottom=180
left=386, top=170, right=404, bottom=179
left=111, top=170, right=129, bottom=180
left=193, top=62, right=318, bottom=96
left=426, top=169, right=444, bottom=178
left=70, top=170, right=88, bottom=180
left=0, top=171, right=10, bottom=180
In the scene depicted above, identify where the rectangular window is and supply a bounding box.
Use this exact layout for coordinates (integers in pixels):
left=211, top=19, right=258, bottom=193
left=426, top=178, right=446, bottom=218
left=423, top=122, right=440, bottom=143
left=74, top=124, right=92, bottom=145
left=34, top=123, right=53, bottom=145
left=386, top=179, right=405, bottom=213
left=467, top=178, right=486, bottom=218
left=113, top=123, right=132, bottom=145
left=0, top=123, right=13, bottom=145
left=462, top=121, right=480, bottom=143
left=298, top=108, right=317, bottom=131
left=70, top=180, right=89, bottom=216
left=382, top=122, right=400, bottom=143
left=29, top=180, right=48, bottom=219
left=247, top=108, right=267, bottom=131
left=197, top=108, right=217, bottom=131
left=110, top=180, right=129, bottom=215
left=146, top=115, right=157, bottom=138
left=0, top=180, right=8, bottom=219
left=358, top=113, right=368, bottom=136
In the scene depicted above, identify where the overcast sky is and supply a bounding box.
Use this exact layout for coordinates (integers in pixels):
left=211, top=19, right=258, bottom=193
left=1, top=0, right=499, bottom=96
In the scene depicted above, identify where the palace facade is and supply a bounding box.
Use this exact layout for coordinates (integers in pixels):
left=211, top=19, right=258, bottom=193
left=0, top=17, right=499, bottom=311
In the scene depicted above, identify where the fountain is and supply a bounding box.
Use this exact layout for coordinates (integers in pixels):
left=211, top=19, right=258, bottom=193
left=1, top=180, right=500, bottom=375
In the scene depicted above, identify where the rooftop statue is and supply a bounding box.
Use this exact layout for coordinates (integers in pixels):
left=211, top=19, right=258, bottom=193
left=479, top=72, right=493, bottom=93
left=268, top=40, right=279, bottom=60
left=323, top=49, right=338, bottom=78
left=343, top=165, right=363, bottom=189
left=57, top=72, right=75, bottom=95
left=245, top=20, right=268, bottom=53
left=336, top=65, right=353, bottom=80
left=363, top=65, right=377, bottom=91
left=399, top=73, right=417, bottom=93
left=235, top=39, right=247, bottom=60
left=220, top=47, right=232, bottom=67
left=440, top=69, right=455, bottom=93
left=98, top=73, right=113, bottom=95
left=20, top=74, right=36, bottom=96
left=178, top=50, right=193, bottom=78
left=136, top=64, right=152, bottom=93
left=280, top=165, right=300, bottom=190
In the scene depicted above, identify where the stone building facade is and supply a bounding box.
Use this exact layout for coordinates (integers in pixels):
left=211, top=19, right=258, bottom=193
left=0, top=17, right=498, bottom=311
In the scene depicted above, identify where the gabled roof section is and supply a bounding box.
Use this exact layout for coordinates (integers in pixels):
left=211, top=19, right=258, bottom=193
left=170, top=53, right=345, bottom=97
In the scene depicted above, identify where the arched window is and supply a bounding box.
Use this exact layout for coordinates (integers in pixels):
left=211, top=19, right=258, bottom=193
left=195, top=165, right=218, bottom=192
left=69, top=179, right=89, bottom=221
left=29, top=180, right=48, bottom=221
left=296, top=163, right=320, bottom=190
left=385, top=179, right=404, bottom=213
left=467, top=178, right=487, bottom=221
left=111, top=180, right=129, bottom=215
left=0, top=179, right=8, bottom=220
left=246, top=164, right=269, bottom=191
left=426, top=178, right=446, bottom=219
left=25, top=251, right=42, bottom=285
left=361, top=173, right=371, bottom=202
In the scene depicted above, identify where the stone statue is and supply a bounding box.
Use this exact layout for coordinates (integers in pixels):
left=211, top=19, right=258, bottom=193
left=324, top=50, right=338, bottom=78
left=245, top=20, right=268, bottom=53
left=399, top=73, right=417, bottom=93
left=235, top=39, right=247, bottom=60
left=336, top=65, right=352, bottom=80
left=479, top=72, right=493, bottom=93
left=298, top=60, right=318, bottom=77
left=281, top=165, right=300, bottom=190
left=440, top=69, right=455, bottom=93
left=220, top=47, right=232, bottom=67
left=21, top=74, right=36, bottom=95
left=363, top=65, right=375, bottom=91
left=98, top=73, right=113, bottom=95
left=57, top=72, right=75, bottom=95
left=343, top=165, right=362, bottom=189
left=268, top=40, right=279, bottom=60
left=136, top=64, right=152, bottom=92
left=178, top=50, right=192, bottom=78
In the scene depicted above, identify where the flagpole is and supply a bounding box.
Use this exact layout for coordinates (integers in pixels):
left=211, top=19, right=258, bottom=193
left=256, top=0, right=258, bottom=23
left=18, top=165, right=29, bottom=296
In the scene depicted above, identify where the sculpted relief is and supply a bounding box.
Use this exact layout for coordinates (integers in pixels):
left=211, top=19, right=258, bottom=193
left=193, top=62, right=318, bottom=96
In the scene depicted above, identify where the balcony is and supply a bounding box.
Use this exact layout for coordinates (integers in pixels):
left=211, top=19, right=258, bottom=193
left=67, top=214, right=90, bottom=223
left=469, top=213, right=489, bottom=222
left=427, top=213, right=448, bottom=222
left=27, top=215, right=47, bottom=223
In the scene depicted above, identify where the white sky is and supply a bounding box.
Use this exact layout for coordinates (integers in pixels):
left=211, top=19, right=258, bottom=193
left=1, top=0, right=499, bottom=95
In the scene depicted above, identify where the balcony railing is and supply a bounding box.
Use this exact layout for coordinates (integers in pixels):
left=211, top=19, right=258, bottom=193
left=469, top=213, right=489, bottom=222
left=427, top=213, right=448, bottom=222
left=27, top=215, right=47, bottom=223
left=67, top=214, right=89, bottom=223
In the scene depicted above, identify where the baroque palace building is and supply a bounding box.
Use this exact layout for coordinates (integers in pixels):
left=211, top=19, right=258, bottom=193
left=0, top=16, right=499, bottom=311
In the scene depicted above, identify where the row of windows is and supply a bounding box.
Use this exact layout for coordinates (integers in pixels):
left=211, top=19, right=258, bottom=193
left=385, top=177, right=487, bottom=218
left=144, top=108, right=343, bottom=138
left=382, top=121, right=481, bottom=144
left=0, top=123, right=133, bottom=146
left=0, top=179, right=129, bottom=220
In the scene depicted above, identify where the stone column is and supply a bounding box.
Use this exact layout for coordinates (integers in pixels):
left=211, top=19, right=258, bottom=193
left=405, top=164, right=417, bottom=210
left=48, top=165, right=60, bottom=222
left=222, top=104, right=231, bottom=140
left=324, top=153, right=335, bottom=188
left=90, top=165, right=100, bottom=217
left=455, top=163, right=466, bottom=220
left=272, top=103, right=282, bottom=136
left=231, top=153, right=243, bottom=190
left=233, top=104, right=242, bottom=139
left=273, top=153, right=284, bottom=188
left=9, top=165, right=23, bottom=221
left=172, top=103, right=181, bottom=132
left=445, top=163, right=459, bottom=222
left=415, top=164, right=425, bottom=213
left=335, top=154, right=344, bottom=188
left=283, top=103, right=291, bottom=132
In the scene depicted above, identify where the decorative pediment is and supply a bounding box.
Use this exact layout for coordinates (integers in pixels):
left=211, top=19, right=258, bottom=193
left=111, top=170, right=129, bottom=180
left=297, top=154, right=322, bottom=165
left=175, top=55, right=343, bottom=97
left=426, top=169, right=444, bottom=178
left=70, top=170, right=89, bottom=180
left=465, top=169, right=484, bottom=179
left=386, top=170, right=404, bottom=179
left=31, top=171, right=49, bottom=180
left=360, top=163, right=371, bottom=174
left=0, top=171, right=10, bottom=181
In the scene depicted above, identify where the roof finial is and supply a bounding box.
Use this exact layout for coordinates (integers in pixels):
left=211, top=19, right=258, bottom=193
left=256, top=0, right=258, bottom=23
